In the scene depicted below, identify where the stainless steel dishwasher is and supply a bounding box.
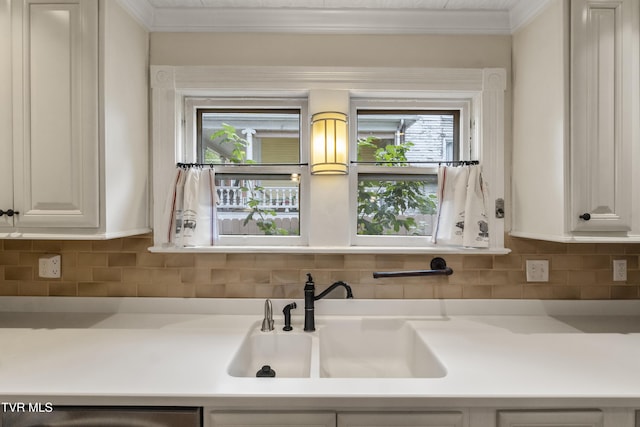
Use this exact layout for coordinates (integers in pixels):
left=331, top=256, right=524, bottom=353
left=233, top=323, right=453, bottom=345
left=1, top=406, right=202, bottom=427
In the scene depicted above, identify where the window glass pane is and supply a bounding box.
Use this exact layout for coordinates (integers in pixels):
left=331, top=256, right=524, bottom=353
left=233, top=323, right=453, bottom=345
left=355, top=109, right=460, bottom=238
left=357, top=111, right=459, bottom=164
left=216, top=174, right=300, bottom=236
left=357, top=175, right=437, bottom=236
left=198, top=110, right=300, bottom=164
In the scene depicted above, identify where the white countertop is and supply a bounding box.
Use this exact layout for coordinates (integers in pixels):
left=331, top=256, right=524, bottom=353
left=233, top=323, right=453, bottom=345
left=1, top=297, right=640, bottom=409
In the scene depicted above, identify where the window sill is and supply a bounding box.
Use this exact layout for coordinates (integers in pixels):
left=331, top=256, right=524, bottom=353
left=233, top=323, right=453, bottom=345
left=148, top=245, right=511, bottom=255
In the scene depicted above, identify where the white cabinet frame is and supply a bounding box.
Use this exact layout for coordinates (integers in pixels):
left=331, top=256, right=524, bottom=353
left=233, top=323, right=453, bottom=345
left=0, top=0, right=150, bottom=239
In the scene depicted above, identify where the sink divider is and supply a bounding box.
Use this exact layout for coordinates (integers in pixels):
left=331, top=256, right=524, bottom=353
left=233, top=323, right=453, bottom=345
left=308, top=332, right=321, bottom=378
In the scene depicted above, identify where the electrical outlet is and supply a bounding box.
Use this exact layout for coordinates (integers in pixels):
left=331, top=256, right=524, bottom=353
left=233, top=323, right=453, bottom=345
left=39, top=254, right=61, bottom=279
left=526, top=260, right=549, bottom=282
left=613, top=259, right=627, bottom=282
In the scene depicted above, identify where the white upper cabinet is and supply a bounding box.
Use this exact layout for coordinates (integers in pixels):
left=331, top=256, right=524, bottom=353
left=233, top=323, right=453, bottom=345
left=570, top=0, right=634, bottom=233
left=1, top=0, right=150, bottom=239
left=11, top=0, right=100, bottom=229
left=511, top=0, right=639, bottom=242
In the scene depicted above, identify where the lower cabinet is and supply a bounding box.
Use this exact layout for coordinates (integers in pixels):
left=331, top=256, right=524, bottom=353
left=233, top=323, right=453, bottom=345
left=206, top=409, right=634, bottom=427
left=497, top=410, right=603, bottom=427
left=338, top=412, right=463, bottom=427
left=207, top=412, right=336, bottom=427
left=206, top=411, right=463, bottom=427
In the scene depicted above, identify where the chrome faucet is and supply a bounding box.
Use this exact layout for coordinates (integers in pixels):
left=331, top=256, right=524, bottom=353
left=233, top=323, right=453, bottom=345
left=260, top=299, right=274, bottom=332
left=304, top=273, right=353, bottom=332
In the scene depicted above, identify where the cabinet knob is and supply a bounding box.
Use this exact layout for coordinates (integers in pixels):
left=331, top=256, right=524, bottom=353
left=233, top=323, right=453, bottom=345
left=579, top=213, right=591, bottom=221
left=0, top=209, right=19, bottom=217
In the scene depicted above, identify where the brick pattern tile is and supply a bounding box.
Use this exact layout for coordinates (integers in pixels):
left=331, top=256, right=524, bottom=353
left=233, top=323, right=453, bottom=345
left=0, top=233, right=639, bottom=299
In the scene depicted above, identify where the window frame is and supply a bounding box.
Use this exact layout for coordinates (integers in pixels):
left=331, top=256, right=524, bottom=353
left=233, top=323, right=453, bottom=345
left=183, top=97, right=310, bottom=247
left=355, top=108, right=463, bottom=162
left=349, top=98, right=474, bottom=247
left=184, top=97, right=308, bottom=164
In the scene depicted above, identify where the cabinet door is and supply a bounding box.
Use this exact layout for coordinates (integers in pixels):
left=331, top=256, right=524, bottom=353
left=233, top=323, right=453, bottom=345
left=570, top=0, right=637, bottom=232
left=0, top=0, right=13, bottom=229
left=11, top=0, right=99, bottom=228
left=498, top=410, right=603, bottom=427
left=338, top=412, right=463, bottom=427
left=207, top=412, right=336, bottom=427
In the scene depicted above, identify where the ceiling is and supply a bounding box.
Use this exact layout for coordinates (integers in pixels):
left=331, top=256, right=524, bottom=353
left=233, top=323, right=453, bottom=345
left=119, top=0, right=551, bottom=34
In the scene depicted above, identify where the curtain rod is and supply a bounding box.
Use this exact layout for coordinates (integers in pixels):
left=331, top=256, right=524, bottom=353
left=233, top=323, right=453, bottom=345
left=177, top=161, right=476, bottom=168
left=351, top=160, right=479, bottom=166
left=177, top=162, right=309, bottom=168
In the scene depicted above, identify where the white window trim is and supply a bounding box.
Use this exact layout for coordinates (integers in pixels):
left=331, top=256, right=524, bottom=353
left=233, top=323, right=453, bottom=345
left=149, top=66, right=507, bottom=254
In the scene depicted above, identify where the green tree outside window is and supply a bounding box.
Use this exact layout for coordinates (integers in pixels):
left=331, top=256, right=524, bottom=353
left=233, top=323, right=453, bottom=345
left=357, top=137, right=437, bottom=235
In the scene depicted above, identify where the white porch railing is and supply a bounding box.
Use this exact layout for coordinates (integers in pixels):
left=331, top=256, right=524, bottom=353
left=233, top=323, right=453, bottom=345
left=217, top=185, right=299, bottom=211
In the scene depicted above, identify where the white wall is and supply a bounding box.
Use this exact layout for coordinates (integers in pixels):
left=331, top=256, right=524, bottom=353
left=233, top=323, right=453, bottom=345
left=149, top=33, right=511, bottom=69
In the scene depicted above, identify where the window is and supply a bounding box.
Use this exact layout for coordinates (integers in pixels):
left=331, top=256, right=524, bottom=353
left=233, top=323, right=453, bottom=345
left=351, top=100, right=472, bottom=246
left=151, top=66, right=506, bottom=252
left=186, top=99, right=309, bottom=245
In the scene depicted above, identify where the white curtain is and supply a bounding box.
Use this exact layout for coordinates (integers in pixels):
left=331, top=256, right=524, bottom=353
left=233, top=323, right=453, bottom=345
left=432, top=164, right=489, bottom=248
left=160, top=166, right=219, bottom=247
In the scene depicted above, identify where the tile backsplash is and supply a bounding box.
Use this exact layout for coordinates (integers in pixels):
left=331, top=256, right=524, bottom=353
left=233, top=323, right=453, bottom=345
left=0, top=234, right=639, bottom=299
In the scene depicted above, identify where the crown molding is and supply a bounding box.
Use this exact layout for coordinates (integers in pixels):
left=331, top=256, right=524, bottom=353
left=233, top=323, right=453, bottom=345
left=118, top=0, right=548, bottom=35
left=116, top=0, right=155, bottom=30
left=509, top=0, right=553, bottom=33
left=150, top=8, right=511, bottom=34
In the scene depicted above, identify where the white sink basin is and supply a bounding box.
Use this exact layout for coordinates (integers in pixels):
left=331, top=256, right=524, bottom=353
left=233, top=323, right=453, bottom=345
left=227, top=327, right=313, bottom=378
left=318, top=318, right=446, bottom=378
left=228, top=318, right=446, bottom=379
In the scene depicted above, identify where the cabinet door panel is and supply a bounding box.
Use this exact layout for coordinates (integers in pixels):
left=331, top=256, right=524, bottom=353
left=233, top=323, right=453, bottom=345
left=12, top=0, right=98, bottom=228
left=338, top=412, right=463, bottom=427
left=571, top=0, right=633, bottom=232
left=207, top=412, right=336, bottom=427
left=498, top=410, right=603, bottom=427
